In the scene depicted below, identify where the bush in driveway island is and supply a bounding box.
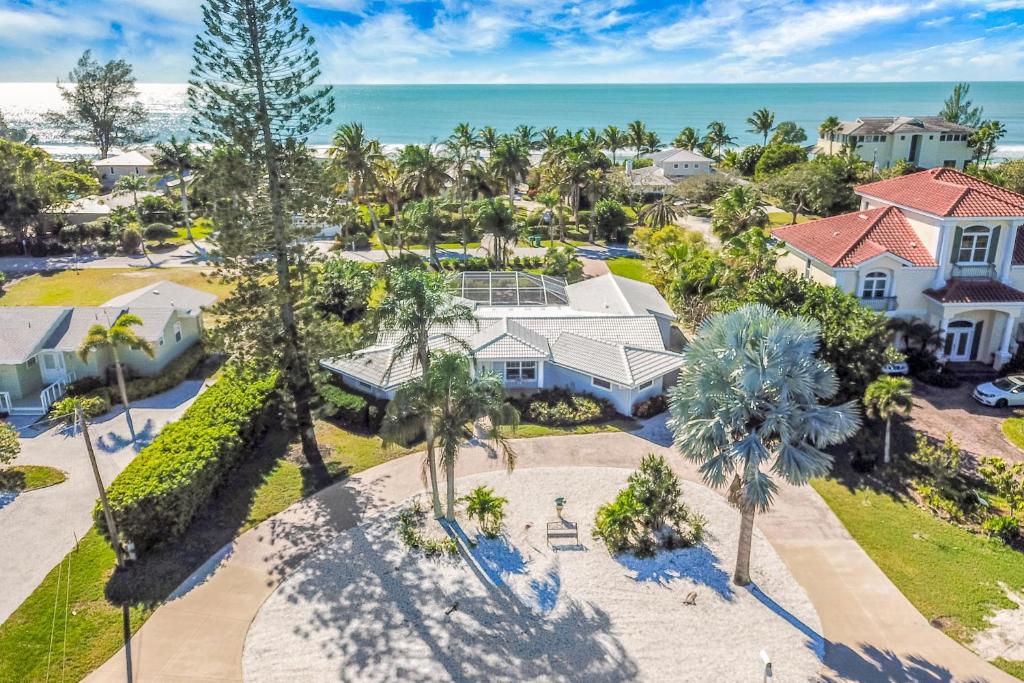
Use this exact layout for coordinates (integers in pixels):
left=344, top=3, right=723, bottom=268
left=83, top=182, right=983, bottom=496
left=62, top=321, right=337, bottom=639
left=95, top=366, right=278, bottom=552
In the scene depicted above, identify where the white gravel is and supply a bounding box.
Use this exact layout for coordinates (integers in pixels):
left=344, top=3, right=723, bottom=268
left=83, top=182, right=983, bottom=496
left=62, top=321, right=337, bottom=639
left=243, top=467, right=824, bottom=682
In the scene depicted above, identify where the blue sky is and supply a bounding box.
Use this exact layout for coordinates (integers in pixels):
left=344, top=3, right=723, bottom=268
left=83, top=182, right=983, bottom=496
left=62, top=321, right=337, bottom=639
left=1, top=0, right=1023, bottom=82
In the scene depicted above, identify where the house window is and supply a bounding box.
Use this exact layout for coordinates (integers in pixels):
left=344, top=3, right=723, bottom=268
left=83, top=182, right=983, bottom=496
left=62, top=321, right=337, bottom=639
left=637, top=380, right=654, bottom=390
left=505, top=361, right=537, bottom=382
left=173, top=322, right=183, bottom=343
left=880, top=135, right=886, bottom=142
left=861, top=271, right=889, bottom=299
left=943, top=160, right=956, bottom=168
left=957, top=226, right=991, bottom=264
left=592, top=377, right=612, bottom=390
left=27, top=357, right=36, bottom=367
left=159, top=335, right=165, bottom=347
left=357, top=380, right=373, bottom=390
left=43, top=354, right=57, bottom=370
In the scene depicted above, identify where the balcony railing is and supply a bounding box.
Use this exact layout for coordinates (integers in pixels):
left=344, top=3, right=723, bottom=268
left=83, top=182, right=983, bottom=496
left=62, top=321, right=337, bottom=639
left=860, top=296, right=898, bottom=312
left=951, top=263, right=997, bottom=280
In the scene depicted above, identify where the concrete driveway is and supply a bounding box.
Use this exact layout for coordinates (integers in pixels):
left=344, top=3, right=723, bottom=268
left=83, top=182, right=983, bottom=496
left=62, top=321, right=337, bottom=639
left=0, top=242, right=212, bottom=275
left=0, top=380, right=206, bottom=625
left=909, top=381, right=1024, bottom=462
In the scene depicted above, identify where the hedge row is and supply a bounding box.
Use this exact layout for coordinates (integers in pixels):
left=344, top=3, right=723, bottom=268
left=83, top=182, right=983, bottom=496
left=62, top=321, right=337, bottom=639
left=95, top=366, right=279, bottom=551
left=510, top=388, right=616, bottom=426
left=68, top=344, right=207, bottom=412
left=320, top=384, right=370, bottom=425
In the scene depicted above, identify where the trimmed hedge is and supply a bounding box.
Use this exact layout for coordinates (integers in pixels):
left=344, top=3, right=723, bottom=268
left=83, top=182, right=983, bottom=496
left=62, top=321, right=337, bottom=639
left=320, top=384, right=369, bottom=425
left=511, top=387, right=616, bottom=426
left=631, top=394, right=667, bottom=419
left=95, top=366, right=278, bottom=551
left=69, top=344, right=207, bottom=408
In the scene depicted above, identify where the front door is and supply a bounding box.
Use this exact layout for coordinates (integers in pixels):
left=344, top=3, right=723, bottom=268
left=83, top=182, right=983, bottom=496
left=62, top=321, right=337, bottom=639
left=945, top=322, right=975, bottom=361
left=39, top=351, right=67, bottom=383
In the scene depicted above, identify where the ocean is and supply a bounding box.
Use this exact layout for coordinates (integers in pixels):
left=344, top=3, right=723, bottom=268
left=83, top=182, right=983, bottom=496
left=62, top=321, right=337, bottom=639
left=1, top=81, right=1022, bottom=159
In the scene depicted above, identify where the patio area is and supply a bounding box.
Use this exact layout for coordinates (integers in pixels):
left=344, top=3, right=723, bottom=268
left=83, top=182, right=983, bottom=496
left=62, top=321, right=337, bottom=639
left=242, top=467, right=823, bottom=682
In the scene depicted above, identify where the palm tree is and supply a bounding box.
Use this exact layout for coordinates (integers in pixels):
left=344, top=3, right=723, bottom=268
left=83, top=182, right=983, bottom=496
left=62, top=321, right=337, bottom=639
left=627, top=120, right=648, bottom=158
left=864, top=376, right=913, bottom=465
left=746, top=108, right=775, bottom=145
left=78, top=312, right=155, bottom=443
left=461, top=485, right=510, bottom=538
left=474, top=197, right=518, bottom=267
left=704, top=121, right=735, bottom=160
left=152, top=136, right=198, bottom=242
left=479, top=126, right=499, bottom=155
left=722, top=227, right=782, bottom=281
left=513, top=124, right=540, bottom=150
left=971, top=120, right=1007, bottom=167
left=638, top=196, right=679, bottom=228
left=673, top=127, right=699, bottom=151
left=488, top=135, right=530, bottom=208
left=116, top=174, right=149, bottom=221
left=819, top=116, right=842, bottom=154
left=539, top=126, right=560, bottom=151
left=669, top=304, right=860, bottom=585
left=446, top=123, right=482, bottom=253
left=399, top=144, right=452, bottom=200
left=376, top=270, right=476, bottom=517
left=400, top=198, right=447, bottom=266
left=330, top=122, right=384, bottom=241
left=710, top=185, right=768, bottom=240
left=388, top=352, right=518, bottom=520
left=601, top=125, right=627, bottom=164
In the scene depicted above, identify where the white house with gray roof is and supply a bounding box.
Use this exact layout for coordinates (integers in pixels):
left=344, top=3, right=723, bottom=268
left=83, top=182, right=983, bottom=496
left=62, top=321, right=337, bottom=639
left=815, top=116, right=975, bottom=170
left=0, top=281, right=216, bottom=416
left=321, top=272, right=682, bottom=415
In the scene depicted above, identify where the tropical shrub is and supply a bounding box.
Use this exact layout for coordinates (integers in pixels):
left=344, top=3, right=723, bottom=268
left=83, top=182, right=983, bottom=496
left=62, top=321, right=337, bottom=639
left=542, top=246, right=583, bottom=282
left=311, top=258, right=375, bottom=322
left=909, top=433, right=979, bottom=522
left=512, top=388, right=615, bottom=426
left=461, top=485, right=508, bottom=538
left=0, top=422, right=19, bottom=465
left=631, top=394, right=667, bottom=418
left=120, top=227, right=142, bottom=254
left=982, top=515, right=1020, bottom=543
left=320, top=384, right=369, bottom=425
left=398, top=503, right=458, bottom=557
left=672, top=173, right=736, bottom=204
left=754, top=143, right=808, bottom=177
left=979, top=456, right=1024, bottom=517
left=917, top=366, right=961, bottom=388
left=138, top=195, right=181, bottom=224
left=592, top=199, right=630, bottom=242
left=593, top=454, right=705, bottom=557
left=143, top=222, right=176, bottom=245
left=95, top=366, right=278, bottom=551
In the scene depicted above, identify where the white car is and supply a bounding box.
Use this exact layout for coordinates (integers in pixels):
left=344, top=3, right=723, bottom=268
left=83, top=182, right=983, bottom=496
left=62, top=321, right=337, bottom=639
left=881, top=360, right=909, bottom=376
left=973, top=375, right=1024, bottom=407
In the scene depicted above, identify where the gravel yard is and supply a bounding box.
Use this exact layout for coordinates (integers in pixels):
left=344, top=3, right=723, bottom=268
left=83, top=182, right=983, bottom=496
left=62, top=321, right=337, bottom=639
left=243, top=467, right=823, bottom=682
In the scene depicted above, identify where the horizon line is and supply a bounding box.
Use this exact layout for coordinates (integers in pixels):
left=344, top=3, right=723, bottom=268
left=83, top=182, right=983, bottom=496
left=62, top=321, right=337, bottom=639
left=2, top=79, right=1023, bottom=86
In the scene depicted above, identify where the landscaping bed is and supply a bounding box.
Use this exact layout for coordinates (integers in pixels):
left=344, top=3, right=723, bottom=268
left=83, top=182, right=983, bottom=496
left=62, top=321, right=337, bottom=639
left=0, top=465, right=67, bottom=493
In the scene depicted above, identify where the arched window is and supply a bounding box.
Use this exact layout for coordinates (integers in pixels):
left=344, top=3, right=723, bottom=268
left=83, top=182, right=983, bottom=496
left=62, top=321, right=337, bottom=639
left=957, top=226, right=992, bottom=264
left=861, top=271, right=889, bottom=299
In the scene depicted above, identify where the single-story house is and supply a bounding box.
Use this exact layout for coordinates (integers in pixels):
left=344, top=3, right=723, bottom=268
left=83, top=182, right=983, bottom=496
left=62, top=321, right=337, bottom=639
left=0, top=281, right=216, bottom=416
left=93, top=151, right=154, bottom=190
left=626, top=147, right=714, bottom=193
left=47, top=190, right=161, bottom=226
left=322, top=272, right=682, bottom=416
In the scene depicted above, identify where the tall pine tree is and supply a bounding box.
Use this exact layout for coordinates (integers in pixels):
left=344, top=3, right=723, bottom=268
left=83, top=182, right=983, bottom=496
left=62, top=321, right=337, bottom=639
left=188, top=0, right=335, bottom=480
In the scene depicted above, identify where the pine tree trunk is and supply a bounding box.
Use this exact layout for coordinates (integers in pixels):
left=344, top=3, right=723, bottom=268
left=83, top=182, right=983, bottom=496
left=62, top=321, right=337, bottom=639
left=244, top=6, right=327, bottom=484
left=112, top=347, right=136, bottom=442
left=734, top=506, right=755, bottom=586
left=179, top=173, right=193, bottom=242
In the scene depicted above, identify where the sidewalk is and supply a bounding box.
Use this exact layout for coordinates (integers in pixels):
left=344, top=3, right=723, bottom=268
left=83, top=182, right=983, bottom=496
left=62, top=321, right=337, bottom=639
left=0, top=243, right=212, bottom=274
left=86, top=422, right=1016, bottom=682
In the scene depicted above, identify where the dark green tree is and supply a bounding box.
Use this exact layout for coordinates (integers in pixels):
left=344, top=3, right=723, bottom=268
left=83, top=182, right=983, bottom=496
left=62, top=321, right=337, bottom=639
left=44, top=50, right=148, bottom=159
left=188, top=0, right=335, bottom=481
left=940, top=83, right=984, bottom=128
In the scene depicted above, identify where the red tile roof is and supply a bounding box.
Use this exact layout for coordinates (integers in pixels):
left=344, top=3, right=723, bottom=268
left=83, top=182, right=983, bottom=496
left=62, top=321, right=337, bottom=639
left=772, top=206, right=937, bottom=268
left=924, top=279, right=1024, bottom=304
left=856, top=168, right=1024, bottom=218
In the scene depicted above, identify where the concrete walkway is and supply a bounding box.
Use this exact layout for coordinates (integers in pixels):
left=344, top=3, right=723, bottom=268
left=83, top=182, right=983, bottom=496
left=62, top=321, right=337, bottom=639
left=0, top=381, right=207, bottom=624
left=0, top=243, right=213, bottom=274
left=84, top=417, right=1016, bottom=682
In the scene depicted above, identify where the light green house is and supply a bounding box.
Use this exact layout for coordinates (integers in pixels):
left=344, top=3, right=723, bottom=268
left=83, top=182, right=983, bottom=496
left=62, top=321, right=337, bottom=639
left=0, top=281, right=216, bottom=416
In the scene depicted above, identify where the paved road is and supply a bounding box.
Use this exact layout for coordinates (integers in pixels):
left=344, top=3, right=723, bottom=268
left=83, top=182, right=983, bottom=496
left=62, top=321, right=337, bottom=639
left=87, top=417, right=1015, bottom=682
left=0, top=381, right=207, bottom=625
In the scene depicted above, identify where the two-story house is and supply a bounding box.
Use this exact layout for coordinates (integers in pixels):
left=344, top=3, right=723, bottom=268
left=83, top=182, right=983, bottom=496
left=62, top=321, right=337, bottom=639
left=815, top=116, right=975, bottom=171
left=773, top=168, right=1024, bottom=369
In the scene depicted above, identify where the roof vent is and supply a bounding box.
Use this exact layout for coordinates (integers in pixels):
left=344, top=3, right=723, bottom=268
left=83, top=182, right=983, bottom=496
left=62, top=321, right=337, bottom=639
left=832, top=231, right=840, bottom=237
left=858, top=213, right=868, bottom=219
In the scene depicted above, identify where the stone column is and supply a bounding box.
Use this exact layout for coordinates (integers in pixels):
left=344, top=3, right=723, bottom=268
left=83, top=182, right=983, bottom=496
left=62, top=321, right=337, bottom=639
left=936, top=316, right=951, bottom=363
left=932, top=227, right=953, bottom=290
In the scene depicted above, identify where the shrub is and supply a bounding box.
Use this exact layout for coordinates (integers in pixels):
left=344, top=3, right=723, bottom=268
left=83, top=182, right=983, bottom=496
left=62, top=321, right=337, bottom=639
left=398, top=503, right=458, bottom=557
left=917, top=366, right=961, bottom=388
left=512, top=388, right=615, bottom=426
left=631, top=394, right=666, bottom=418
left=95, top=366, right=278, bottom=551
left=320, top=384, right=369, bottom=426
left=0, top=422, right=20, bottom=466
left=982, top=516, right=1020, bottom=543
left=592, top=199, right=630, bottom=242
left=460, top=485, right=508, bottom=538
left=120, top=227, right=142, bottom=254
left=143, top=222, right=176, bottom=245
left=542, top=246, right=583, bottom=282
left=593, top=454, right=705, bottom=556
left=754, top=143, right=808, bottom=177
left=70, top=344, right=207, bottom=406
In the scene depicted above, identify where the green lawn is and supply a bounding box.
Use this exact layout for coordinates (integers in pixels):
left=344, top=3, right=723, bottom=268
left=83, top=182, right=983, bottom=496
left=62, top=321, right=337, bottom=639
left=509, top=419, right=636, bottom=438
left=767, top=211, right=818, bottom=226
left=171, top=222, right=214, bottom=244
left=606, top=257, right=654, bottom=284
left=811, top=477, right=1024, bottom=673
left=0, top=268, right=231, bottom=307
left=1000, top=418, right=1024, bottom=451
left=0, top=465, right=67, bottom=492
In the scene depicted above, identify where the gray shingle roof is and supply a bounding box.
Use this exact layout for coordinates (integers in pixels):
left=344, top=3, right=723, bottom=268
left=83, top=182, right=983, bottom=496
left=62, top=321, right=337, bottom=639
left=0, top=308, right=68, bottom=364
left=102, top=281, right=218, bottom=312
left=42, top=307, right=174, bottom=352
left=839, top=116, right=974, bottom=135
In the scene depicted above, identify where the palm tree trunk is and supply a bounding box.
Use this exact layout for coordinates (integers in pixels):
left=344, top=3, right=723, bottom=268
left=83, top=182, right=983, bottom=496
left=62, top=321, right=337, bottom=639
left=884, top=416, right=892, bottom=465
left=111, top=347, right=136, bottom=443
left=445, top=450, right=456, bottom=521
left=80, top=410, right=125, bottom=566
left=734, top=506, right=755, bottom=586
left=425, top=424, right=443, bottom=517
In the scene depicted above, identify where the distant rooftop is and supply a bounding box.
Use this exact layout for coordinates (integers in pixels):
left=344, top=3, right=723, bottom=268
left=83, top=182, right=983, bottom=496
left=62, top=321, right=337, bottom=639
left=456, top=272, right=569, bottom=306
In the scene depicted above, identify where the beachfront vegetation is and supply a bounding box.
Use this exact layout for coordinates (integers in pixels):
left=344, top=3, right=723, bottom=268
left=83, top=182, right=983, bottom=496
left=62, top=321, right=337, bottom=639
left=670, top=304, right=860, bottom=585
